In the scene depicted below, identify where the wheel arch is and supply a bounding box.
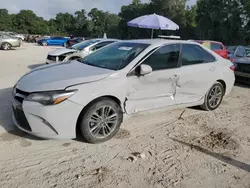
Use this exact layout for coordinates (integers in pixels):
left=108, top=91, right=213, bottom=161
left=75, top=95, right=124, bottom=136
left=216, top=79, right=226, bottom=95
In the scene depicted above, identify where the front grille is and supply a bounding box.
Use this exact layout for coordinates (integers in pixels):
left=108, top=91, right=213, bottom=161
left=13, top=106, right=32, bottom=131
left=47, top=55, right=57, bottom=61
left=14, top=88, right=30, bottom=104
left=236, top=63, right=250, bottom=73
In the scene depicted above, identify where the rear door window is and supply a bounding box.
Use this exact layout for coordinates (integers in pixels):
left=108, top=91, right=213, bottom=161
left=181, top=44, right=216, bottom=66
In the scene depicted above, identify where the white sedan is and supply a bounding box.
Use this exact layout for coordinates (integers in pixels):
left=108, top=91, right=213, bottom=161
left=12, top=39, right=235, bottom=143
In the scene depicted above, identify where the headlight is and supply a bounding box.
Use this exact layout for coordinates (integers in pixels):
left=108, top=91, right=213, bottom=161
left=25, top=90, right=77, bottom=105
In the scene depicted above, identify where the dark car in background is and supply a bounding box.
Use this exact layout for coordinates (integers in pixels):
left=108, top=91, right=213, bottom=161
left=38, top=36, right=69, bottom=46
left=226, top=45, right=250, bottom=62
left=192, top=40, right=228, bottom=59
left=228, top=46, right=250, bottom=84
left=66, top=37, right=85, bottom=47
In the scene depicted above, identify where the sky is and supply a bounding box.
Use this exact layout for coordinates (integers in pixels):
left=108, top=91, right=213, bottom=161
left=1, top=0, right=197, bottom=20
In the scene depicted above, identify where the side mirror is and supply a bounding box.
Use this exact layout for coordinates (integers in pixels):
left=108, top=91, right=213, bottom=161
left=139, top=64, right=152, bottom=76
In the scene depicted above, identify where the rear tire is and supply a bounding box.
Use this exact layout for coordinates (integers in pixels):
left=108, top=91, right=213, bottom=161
left=201, top=82, right=225, bottom=111
left=79, top=98, right=123, bottom=144
left=1, top=42, right=12, bottom=50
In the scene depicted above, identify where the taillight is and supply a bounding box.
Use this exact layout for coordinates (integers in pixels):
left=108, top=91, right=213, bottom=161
left=230, top=58, right=236, bottom=63
left=230, top=65, right=236, bottom=71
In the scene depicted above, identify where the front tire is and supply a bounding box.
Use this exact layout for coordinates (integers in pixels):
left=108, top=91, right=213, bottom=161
left=201, top=82, right=224, bottom=111
left=42, top=41, right=47, bottom=46
left=1, top=42, right=12, bottom=50
left=79, top=98, right=123, bottom=144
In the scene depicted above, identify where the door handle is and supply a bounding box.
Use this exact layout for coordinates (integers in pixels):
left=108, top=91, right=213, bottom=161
left=169, top=74, right=178, bottom=79
left=209, top=67, right=216, bottom=71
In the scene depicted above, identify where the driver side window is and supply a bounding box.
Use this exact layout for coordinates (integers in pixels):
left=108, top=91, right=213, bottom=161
left=141, top=44, right=180, bottom=71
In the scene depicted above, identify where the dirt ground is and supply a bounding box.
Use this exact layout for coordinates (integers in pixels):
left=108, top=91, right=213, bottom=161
left=0, top=43, right=249, bottom=188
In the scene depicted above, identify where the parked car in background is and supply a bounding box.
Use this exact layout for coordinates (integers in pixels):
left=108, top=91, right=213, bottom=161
left=190, top=40, right=228, bottom=59
left=226, top=45, right=250, bottom=62
left=46, top=38, right=119, bottom=64
left=0, top=33, right=21, bottom=50
left=38, top=36, right=69, bottom=46
left=13, top=39, right=235, bottom=143
left=66, top=37, right=85, bottom=47
left=228, top=46, right=250, bottom=84
left=0, top=31, right=25, bottom=41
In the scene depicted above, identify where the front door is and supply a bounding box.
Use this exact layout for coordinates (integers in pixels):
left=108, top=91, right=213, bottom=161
left=125, top=44, right=181, bottom=114
left=175, top=43, right=219, bottom=104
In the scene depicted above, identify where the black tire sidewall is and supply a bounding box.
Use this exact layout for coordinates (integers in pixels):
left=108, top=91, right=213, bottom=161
left=1, top=42, right=11, bottom=50
left=203, top=82, right=224, bottom=111
left=80, top=99, right=123, bottom=144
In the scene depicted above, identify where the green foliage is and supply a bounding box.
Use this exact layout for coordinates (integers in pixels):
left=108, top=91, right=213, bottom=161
left=1, top=0, right=250, bottom=45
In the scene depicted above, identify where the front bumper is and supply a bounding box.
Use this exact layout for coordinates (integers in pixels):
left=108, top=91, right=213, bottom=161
left=235, top=71, right=250, bottom=84
left=12, top=98, right=83, bottom=139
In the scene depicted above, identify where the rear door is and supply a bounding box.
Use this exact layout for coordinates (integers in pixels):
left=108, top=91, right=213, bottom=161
left=211, top=42, right=228, bottom=59
left=175, top=44, right=219, bottom=104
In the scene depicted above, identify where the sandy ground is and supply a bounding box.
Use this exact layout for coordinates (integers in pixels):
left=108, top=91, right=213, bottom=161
left=0, top=43, right=250, bottom=188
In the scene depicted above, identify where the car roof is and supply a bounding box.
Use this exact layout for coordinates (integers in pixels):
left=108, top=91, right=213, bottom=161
left=94, top=38, right=120, bottom=42
left=121, top=38, right=201, bottom=46
left=192, top=40, right=223, bottom=44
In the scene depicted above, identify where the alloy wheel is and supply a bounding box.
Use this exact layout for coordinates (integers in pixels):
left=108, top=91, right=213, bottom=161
left=208, top=85, right=223, bottom=108
left=88, top=106, right=118, bottom=139
left=3, top=43, right=10, bottom=50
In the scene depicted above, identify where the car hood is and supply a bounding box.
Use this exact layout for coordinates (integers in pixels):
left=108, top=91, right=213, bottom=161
left=48, top=48, right=77, bottom=56
left=16, top=60, right=115, bottom=92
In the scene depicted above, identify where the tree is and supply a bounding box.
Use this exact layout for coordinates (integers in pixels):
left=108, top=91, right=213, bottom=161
left=118, top=0, right=152, bottom=39
left=196, top=0, right=244, bottom=44
left=0, top=9, right=12, bottom=31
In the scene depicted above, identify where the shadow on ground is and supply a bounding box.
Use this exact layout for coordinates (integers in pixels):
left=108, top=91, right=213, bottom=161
left=234, top=81, right=250, bottom=89
left=0, top=87, right=42, bottom=141
left=172, top=138, right=250, bottom=173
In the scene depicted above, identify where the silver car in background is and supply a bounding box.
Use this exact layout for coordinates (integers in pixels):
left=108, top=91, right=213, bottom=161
left=0, top=33, right=21, bottom=50
left=46, top=38, right=119, bottom=64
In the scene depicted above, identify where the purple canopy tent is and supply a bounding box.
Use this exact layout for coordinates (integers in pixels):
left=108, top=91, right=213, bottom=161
left=127, top=13, right=179, bottom=39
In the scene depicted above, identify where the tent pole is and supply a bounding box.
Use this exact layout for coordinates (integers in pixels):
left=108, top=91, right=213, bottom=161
left=151, top=29, right=154, bottom=39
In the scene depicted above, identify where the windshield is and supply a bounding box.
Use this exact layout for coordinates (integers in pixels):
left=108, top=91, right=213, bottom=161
left=245, top=48, right=250, bottom=56
left=71, top=39, right=100, bottom=50
left=81, top=42, right=150, bottom=70
left=227, top=46, right=237, bottom=53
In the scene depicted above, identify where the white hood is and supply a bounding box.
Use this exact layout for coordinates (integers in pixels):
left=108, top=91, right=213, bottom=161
left=16, top=60, right=115, bottom=92
left=48, top=48, right=77, bottom=56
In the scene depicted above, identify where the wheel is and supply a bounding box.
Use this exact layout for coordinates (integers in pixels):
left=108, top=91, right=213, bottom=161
left=42, top=41, right=47, bottom=46
left=63, top=42, right=67, bottom=47
left=79, top=98, right=123, bottom=144
left=201, top=82, right=225, bottom=111
left=1, top=42, right=12, bottom=50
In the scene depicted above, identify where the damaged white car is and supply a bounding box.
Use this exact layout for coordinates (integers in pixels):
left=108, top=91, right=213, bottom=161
left=45, top=38, right=119, bottom=64
left=12, top=39, right=235, bottom=143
